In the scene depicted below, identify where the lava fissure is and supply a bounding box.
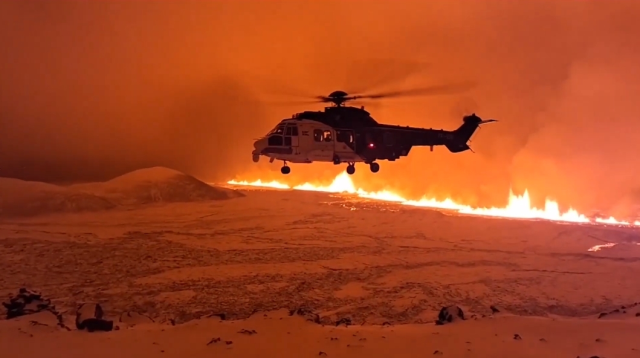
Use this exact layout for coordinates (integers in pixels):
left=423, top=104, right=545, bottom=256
left=227, top=173, right=640, bottom=227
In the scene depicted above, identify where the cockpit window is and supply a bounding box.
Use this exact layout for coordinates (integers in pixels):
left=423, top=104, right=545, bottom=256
left=268, top=135, right=284, bottom=146
left=269, top=125, right=286, bottom=135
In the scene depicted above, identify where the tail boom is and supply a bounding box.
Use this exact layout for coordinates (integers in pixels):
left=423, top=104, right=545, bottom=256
left=446, top=114, right=496, bottom=153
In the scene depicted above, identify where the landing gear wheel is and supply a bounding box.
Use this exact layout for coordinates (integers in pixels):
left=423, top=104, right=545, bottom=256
left=346, top=164, right=356, bottom=175
left=369, top=162, right=380, bottom=173
left=281, top=163, right=290, bottom=175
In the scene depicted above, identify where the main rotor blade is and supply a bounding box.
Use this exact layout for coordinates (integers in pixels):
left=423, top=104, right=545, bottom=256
left=242, top=69, right=319, bottom=99
left=351, top=99, right=383, bottom=111
left=451, top=96, right=480, bottom=118
left=266, top=98, right=325, bottom=106
left=343, top=58, right=432, bottom=94
left=356, top=81, right=477, bottom=100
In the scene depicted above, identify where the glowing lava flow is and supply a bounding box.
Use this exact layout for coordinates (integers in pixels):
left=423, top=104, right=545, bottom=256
left=228, top=173, right=640, bottom=226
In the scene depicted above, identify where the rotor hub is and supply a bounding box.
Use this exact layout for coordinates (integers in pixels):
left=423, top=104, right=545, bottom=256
left=325, top=90, right=351, bottom=106
left=328, top=90, right=349, bottom=99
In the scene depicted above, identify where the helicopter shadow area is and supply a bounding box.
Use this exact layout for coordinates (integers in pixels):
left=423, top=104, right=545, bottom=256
left=1, top=188, right=639, bottom=324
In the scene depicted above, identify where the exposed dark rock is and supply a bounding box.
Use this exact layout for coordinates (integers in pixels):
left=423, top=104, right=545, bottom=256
left=335, top=317, right=352, bottom=327
left=75, top=303, right=113, bottom=332
left=119, top=311, right=154, bottom=325
left=435, top=306, right=465, bottom=325
left=490, top=305, right=500, bottom=314
left=3, top=288, right=52, bottom=319
left=513, top=334, right=522, bottom=340
left=289, top=308, right=320, bottom=324
left=206, top=337, right=221, bottom=345
left=2, top=288, right=70, bottom=330
left=207, top=313, right=226, bottom=320
left=238, top=329, right=257, bottom=335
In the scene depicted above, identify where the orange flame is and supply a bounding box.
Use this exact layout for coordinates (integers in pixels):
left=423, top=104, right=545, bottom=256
left=228, top=172, right=640, bottom=227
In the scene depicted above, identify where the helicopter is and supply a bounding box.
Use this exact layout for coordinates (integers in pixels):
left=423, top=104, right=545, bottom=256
left=252, top=86, right=497, bottom=175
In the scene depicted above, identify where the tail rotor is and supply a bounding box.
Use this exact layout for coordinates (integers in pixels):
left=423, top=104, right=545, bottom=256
left=451, top=96, right=480, bottom=118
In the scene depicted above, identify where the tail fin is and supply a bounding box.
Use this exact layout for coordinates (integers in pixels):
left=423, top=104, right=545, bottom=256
left=445, top=113, right=496, bottom=153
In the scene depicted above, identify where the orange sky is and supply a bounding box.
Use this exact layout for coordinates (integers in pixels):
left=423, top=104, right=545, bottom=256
left=1, top=1, right=640, bottom=216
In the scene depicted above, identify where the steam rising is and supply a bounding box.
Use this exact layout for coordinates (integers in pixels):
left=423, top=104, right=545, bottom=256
left=1, top=1, right=639, bottom=216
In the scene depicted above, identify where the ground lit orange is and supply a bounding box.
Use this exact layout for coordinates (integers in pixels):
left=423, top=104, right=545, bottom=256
left=228, top=172, right=640, bottom=227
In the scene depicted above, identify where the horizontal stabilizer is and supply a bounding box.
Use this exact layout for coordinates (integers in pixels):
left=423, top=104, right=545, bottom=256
left=445, top=143, right=470, bottom=153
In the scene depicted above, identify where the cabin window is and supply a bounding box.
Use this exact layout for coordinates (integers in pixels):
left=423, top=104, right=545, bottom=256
left=336, top=130, right=354, bottom=144
left=284, top=136, right=292, bottom=146
left=268, top=135, right=284, bottom=146
left=313, top=129, right=323, bottom=142
left=323, top=130, right=333, bottom=142
left=285, top=125, right=299, bottom=136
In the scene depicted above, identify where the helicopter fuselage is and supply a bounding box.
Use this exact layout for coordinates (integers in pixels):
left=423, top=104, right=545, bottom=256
left=252, top=106, right=495, bottom=175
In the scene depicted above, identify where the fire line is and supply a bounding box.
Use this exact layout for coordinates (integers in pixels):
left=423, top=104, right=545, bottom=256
left=228, top=172, right=640, bottom=227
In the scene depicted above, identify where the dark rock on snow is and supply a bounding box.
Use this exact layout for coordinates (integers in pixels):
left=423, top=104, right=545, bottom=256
left=76, top=303, right=113, bottom=332
left=206, top=337, right=221, bottom=345
left=289, top=308, right=320, bottom=324
left=436, top=305, right=465, bottom=325
left=238, top=328, right=257, bottom=335
left=3, top=288, right=52, bottom=319
left=2, top=288, right=71, bottom=330
left=335, top=317, right=352, bottom=327
left=119, top=311, right=154, bottom=325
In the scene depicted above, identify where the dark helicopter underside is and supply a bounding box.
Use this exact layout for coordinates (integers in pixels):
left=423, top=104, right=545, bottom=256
left=340, top=124, right=466, bottom=164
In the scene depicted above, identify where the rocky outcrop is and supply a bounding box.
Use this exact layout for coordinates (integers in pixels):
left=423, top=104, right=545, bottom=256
left=435, top=305, right=465, bottom=325
left=76, top=303, right=113, bottom=332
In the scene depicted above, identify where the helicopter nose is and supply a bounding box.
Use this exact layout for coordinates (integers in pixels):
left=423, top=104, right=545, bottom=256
left=253, top=137, right=266, bottom=150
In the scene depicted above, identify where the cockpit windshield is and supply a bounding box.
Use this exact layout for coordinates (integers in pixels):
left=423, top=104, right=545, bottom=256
left=268, top=125, right=286, bottom=135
